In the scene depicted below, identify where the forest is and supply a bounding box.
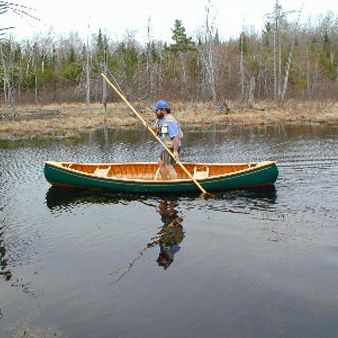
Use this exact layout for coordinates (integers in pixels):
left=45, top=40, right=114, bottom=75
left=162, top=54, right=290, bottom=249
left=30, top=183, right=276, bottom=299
left=1, top=0, right=338, bottom=109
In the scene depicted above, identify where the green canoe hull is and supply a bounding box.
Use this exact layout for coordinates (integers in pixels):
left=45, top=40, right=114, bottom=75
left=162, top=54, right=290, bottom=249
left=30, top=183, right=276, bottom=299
left=44, top=161, right=278, bottom=193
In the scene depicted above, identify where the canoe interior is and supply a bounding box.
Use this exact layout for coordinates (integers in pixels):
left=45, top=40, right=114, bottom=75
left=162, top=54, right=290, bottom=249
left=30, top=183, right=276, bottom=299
left=58, top=162, right=260, bottom=180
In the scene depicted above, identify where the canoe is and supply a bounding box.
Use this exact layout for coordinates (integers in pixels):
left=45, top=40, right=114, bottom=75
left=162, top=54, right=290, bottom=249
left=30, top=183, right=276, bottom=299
left=44, top=160, right=278, bottom=193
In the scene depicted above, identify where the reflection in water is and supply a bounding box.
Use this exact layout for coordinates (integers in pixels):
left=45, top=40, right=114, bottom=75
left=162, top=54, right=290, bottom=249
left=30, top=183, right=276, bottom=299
left=45, top=186, right=279, bottom=281
left=210, top=186, right=278, bottom=220
left=108, top=199, right=184, bottom=282
left=45, top=185, right=279, bottom=280
left=46, top=186, right=277, bottom=215
left=45, top=186, right=134, bottom=212
left=46, top=187, right=186, bottom=280
left=47, top=186, right=191, bottom=213
left=155, top=200, right=184, bottom=269
left=0, top=171, right=12, bottom=282
left=105, top=199, right=184, bottom=283
left=0, top=225, right=12, bottom=281
left=1, top=125, right=338, bottom=337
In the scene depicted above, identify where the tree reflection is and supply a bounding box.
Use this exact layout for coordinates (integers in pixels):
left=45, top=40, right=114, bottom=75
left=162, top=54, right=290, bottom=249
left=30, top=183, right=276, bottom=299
left=0, top=225, right=12, bottom=281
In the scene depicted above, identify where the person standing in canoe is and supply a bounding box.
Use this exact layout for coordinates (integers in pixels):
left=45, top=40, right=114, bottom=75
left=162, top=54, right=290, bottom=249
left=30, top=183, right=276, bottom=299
left=153, top=100, right=183, bottom=180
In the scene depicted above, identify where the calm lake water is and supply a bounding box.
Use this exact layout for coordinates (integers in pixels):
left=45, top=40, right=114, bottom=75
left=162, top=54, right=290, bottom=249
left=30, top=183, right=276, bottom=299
left=0, top=125, right=338, bottom=338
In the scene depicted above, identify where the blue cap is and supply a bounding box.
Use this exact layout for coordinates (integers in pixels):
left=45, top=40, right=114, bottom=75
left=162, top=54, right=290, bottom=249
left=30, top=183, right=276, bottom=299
left=152, top=100, right=169, bottom=111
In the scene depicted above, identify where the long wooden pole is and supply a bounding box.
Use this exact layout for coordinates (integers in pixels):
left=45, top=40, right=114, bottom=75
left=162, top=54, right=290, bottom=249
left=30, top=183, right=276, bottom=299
left=101, top=73, right=208, bottom=195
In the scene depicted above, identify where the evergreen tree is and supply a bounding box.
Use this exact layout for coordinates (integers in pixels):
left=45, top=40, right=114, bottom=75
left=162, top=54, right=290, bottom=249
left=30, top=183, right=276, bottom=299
left=168, top=19, right=195, bottom=53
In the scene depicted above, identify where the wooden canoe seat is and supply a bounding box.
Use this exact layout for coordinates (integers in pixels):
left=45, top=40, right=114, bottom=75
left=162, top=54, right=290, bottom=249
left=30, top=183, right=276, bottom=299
left=94, top=167, right=111, bottom=177
left=193, top=167, right=209, bottom=179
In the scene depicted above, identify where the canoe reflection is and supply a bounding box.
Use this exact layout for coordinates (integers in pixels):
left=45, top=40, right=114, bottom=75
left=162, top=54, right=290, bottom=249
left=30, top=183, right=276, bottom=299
left=45, top=186, right=277, bottom=282
left=46, top=187, right=277, bottom=284
left=46, top=187, right=186, bottom=280
left=46, top=186, right=189, bottom=211
left=46, top=185, right=277, bottom=212
left=45, top=186, right=132, bottom=210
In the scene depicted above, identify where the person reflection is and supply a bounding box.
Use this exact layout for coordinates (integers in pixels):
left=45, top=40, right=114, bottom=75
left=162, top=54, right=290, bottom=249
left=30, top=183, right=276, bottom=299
left=111, top=198, right=185, bottom=283
left=154, top=200, right=184, bottom=269
left=0, top=225, right=12, bottom=281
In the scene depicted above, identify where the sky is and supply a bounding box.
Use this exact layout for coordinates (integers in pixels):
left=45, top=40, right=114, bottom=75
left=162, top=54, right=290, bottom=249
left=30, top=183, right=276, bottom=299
left=1, top=0, right=338, bottom=43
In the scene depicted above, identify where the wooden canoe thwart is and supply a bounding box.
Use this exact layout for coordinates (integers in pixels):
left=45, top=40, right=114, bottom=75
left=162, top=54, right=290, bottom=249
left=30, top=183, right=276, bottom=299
left=44, top=161, right=278, bottom=193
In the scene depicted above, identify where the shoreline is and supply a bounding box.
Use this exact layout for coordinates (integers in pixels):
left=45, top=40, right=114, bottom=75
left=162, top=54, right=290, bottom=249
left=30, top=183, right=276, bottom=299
left=1, top=100, right=338, bottom=140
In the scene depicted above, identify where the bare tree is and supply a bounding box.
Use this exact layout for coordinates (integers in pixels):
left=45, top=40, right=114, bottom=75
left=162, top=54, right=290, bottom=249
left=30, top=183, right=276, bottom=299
left=146, top=15, right=156, bottom=100
left=0, top=1, right=38, bottom=109
left=239, top=32, right=245, bottom=100
left=0, top=44, right=9, bottom=103
left=102, top=47, right=108, bottom=111
left=281, top=7, right=303, bottom=102
left=85, top=24, right=91, bottom=108
left=201, top=0, right=217, bottom=104
left=266, top=0, right=298, bottom=102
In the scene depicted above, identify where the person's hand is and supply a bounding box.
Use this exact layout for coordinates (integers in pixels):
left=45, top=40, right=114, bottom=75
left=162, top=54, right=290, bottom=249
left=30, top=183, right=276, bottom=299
left=173, top=150, right=179, bottom=161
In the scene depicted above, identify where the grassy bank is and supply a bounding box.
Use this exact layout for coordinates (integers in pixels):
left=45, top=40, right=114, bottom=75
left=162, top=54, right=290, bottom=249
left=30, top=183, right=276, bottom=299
left=1, top=100, right=338, bottom=140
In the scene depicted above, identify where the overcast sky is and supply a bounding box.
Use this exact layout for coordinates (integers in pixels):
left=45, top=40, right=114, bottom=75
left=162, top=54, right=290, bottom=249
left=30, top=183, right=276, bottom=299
left=2, top=0, right=338, bottom=43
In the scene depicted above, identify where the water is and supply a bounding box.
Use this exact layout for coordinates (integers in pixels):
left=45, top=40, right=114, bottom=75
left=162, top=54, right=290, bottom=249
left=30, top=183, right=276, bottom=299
left=0, top=125, right=338, bottom=338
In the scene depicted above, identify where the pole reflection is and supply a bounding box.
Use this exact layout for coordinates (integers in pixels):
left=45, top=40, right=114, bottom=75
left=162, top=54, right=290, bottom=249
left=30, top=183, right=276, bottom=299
left=110, top=198, right=185, bottom=283
left=46, top=187, right=186, bottom=281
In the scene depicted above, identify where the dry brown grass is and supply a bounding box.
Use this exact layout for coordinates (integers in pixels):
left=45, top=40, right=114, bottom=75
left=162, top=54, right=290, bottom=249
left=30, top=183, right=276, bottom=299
left=1, top=100, right=338, bottom=139
left=174, top=99, right=338, bottom=126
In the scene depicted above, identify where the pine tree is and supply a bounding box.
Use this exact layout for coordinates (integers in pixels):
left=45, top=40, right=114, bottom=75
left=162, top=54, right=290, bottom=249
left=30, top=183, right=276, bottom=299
left=168, top=19, right=195, bottom=53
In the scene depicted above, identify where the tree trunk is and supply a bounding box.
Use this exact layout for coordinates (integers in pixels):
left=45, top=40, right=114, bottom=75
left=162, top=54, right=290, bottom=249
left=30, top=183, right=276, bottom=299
left=102, top=48, right=108, bottom=112
left=281, top=7, right=302, bottom=102
left=179, top=53, right=188, bottom=96
left=85, top=27, right=91, bottom=108
left=240, top=34, right=245, bottom=100
left=34, top=66, right=39, bottom=106
left=273, top=23, right=277, bottom=101
left=204, top=1, right=217, bottom=105
left=248, top=77, right=255, bottom=107
left=278, top=23, right=282, bottom=99
left=281, top=45, right=293, bottom=101
left=18, top=55, right=22, bottom=104
left=306, top=44, right=310, bottom=95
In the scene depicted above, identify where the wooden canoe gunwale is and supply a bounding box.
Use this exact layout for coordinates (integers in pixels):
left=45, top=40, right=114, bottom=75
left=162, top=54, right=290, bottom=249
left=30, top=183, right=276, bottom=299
left=44, top=160, right=276, bottom=184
